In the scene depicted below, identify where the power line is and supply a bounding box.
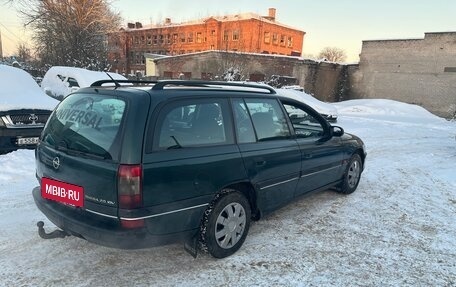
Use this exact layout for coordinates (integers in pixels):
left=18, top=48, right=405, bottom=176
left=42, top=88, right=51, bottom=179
left=0, top=21, right=23, bottom=42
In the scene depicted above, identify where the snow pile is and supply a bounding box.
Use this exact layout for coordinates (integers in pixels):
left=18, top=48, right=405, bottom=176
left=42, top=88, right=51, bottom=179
left=0, top=99, right=455, bottom=286
left=334, top=99, right=444, bottom=123
left=276, top=88, right=338, bottom=117
left=0, top=65, right=59, bottom=111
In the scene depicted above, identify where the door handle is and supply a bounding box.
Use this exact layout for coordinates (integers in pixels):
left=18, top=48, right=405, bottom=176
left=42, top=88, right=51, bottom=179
left=256, top=160, right=266, bottom=167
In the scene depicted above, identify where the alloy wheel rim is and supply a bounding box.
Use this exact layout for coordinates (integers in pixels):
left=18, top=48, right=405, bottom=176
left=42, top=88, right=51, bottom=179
left=347, top=160, right=361, bottom=188
left=215, top=202, right=246, bottom=249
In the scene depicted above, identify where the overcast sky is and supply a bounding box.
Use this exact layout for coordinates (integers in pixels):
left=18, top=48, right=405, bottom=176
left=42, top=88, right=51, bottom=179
left=1, top=0, right=455, bottom=61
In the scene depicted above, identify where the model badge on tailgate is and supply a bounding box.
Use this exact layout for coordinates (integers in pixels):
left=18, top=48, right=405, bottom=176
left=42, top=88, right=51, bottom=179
left=41, top=177, right=84, bottom=207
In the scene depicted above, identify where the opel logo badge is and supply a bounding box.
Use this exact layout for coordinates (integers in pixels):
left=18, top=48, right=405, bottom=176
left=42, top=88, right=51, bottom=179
left=29, top=114, right=39, bottom=124
left=52, top=157, right=60, bottom=170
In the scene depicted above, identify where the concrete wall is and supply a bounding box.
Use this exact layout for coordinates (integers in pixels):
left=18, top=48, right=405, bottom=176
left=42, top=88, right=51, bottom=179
left=154, top=51, right=345, bottom=102
left=152, top=32, right=456, bottom=119
left=351, top=32, right=456, bottom=118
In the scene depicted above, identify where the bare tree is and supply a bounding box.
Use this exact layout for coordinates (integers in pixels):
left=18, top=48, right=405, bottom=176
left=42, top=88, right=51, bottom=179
left=15, top=0, right=121, bottom=70
left=16, top=42, right=31, bottom=62
left=318, top=47, right=347, bottom=62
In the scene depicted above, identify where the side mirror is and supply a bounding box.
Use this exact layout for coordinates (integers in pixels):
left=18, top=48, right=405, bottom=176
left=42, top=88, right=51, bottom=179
left=331, top=126, right=344, bottom=137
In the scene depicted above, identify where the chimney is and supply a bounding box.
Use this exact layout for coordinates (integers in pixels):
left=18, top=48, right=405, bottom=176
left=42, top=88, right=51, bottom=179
left=268, top=8, right=276, bottom=21
left=127, top=23, right=135, bottom=29
left=135, top=22, right=143, bottom=29
left=165, top=18, right=171, bottom=25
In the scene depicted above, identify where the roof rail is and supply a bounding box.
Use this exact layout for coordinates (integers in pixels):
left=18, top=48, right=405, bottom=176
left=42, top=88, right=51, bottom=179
left=151, top=80, right=276, bottom=94
left=90, top=79, right=158, bottom=87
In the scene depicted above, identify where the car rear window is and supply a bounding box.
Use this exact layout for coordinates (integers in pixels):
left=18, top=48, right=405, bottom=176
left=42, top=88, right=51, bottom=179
left=41, top=93, right=126, bottom=160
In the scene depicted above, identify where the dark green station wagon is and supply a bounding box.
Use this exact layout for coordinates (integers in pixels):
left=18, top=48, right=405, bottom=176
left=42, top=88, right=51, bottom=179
left=33, top=80, right=366, bottom=258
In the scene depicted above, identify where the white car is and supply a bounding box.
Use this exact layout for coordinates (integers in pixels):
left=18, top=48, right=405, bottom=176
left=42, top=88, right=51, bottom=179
left=275, top=88, right=338, bottom=122
left=0, top=65, right=59, bottom=154
left=41, top=66, right=127, bottom=100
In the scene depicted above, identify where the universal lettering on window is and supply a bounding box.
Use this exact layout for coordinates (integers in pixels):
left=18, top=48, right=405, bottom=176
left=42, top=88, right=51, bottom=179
left=56, top=109, right=103, bottom=129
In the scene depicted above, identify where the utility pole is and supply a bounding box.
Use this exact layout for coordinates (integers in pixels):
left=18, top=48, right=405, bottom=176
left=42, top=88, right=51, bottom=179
left=0, top=29, right=3, bottom=59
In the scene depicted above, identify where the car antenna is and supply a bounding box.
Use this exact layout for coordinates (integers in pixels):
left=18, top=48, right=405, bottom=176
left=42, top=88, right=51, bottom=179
left=104, top=71, right=121, bottom=88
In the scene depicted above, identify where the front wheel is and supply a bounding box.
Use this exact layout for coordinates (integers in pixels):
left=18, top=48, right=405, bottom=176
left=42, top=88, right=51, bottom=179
left=203, top=190, right=251, bottom=258
left=338, top=154, right=363, bottom=194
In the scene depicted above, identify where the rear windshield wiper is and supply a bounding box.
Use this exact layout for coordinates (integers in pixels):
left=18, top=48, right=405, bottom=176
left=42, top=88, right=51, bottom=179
left=167, top=136, right=183, bottom=150
left=55, top=140, right=109, bottom=160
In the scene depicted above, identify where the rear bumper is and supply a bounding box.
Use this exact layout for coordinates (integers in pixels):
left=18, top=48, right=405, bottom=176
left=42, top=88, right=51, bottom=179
left=32, top=186, right=196, bottom=249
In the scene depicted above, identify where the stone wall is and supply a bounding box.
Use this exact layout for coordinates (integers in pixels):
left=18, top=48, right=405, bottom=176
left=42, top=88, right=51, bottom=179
left=154, top=51, right=345, bottom=102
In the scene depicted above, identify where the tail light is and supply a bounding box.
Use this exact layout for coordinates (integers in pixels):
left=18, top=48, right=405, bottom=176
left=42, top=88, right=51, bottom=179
left=118, top=164, right=144, bottom=228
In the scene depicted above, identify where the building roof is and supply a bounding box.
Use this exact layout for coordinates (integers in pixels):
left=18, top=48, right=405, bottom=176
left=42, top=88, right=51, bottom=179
left=123, top=11, right=304, bottom=33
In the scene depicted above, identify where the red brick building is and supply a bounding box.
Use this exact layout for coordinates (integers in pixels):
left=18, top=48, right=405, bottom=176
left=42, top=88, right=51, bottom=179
left=108, top=8, right=305, bottom=75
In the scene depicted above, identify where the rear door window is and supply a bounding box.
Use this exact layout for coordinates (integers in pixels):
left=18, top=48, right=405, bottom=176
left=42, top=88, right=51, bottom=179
left=41, top=94, right=126, bottom=160
left=154, top=99, right=234, bottom=149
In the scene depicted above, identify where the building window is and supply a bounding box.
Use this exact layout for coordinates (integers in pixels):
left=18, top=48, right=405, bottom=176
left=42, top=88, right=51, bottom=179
left=134, top=36, right=139, bottom=45
left=232, top=30, right=239, bottom=41
left=135, top=53, right=141, bottom=64
left=159, top=34, right=164, bottom=44
left=223, top=30, right=229, bottom=41
left=173, top=33, right=178, bottom=43
left=287, top=36, right=293, bottom=48
left=196, top=32, right=203, bottom=43
left=264, top=32, right=270, bottom=44
left=280, top=35, right=285, bottom=46
left=272, top=33, right=278, bottom=45
left=210, top=44, right=215, bottom=50
left=180, top=33, right=186, bottom=43
left=141, top=36, right=145, bottom=44
left=147, top=35, right=152, bottom=45
left=179, top=50, right=185, bottom=54
left=211, top=30, right=216, bottom=36
left=187, top=50, right=193, bottom=53
left=153, top=35, right=158, bottom=45
left=167, top=34, right=171, bottom=44
left=187, top=32, right=194, bottom=43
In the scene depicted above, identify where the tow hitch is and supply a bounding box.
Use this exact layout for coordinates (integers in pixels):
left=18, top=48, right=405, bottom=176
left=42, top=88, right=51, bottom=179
left=37, top=221, right=70, bottom=239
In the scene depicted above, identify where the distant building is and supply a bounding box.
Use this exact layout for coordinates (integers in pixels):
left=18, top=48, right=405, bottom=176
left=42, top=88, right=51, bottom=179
left=349, top=32, right=456, bottom=118
left=108, top=8, right=305, bottom=76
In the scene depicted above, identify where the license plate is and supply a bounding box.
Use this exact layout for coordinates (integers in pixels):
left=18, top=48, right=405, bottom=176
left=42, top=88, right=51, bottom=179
left=41, top=177, right=84, bottom=207
left=17, top=137, right=39, bottom=145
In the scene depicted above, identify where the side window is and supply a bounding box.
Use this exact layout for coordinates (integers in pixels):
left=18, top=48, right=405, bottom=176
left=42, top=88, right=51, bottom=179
left=156, top=99, right=233, bottom=149
left=232, top=99, right=256, bottom=143
left=67, top=77, right=80, bottom=87
left=245, top=98, right=290, bottom=141
left=283, top=103, right=324, bottom=138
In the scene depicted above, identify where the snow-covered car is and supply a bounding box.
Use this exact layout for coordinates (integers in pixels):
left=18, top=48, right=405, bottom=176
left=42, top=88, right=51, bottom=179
left=0, top=65, right=59, bottom=154
left=276, top=88, right=338, bottom=122
left=41, top=66, right=127, bottom=100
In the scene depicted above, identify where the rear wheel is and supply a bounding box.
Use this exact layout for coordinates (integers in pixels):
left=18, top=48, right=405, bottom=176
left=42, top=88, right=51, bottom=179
left=203, top=190, right=251, bottom=258
left=338, top=154, right=362, bottom=194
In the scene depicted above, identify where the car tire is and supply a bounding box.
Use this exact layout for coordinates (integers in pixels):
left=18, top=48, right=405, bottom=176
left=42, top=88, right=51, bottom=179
left=203, top=190, right=251, bottom=258
left=338, top=153, right=363, bottom=194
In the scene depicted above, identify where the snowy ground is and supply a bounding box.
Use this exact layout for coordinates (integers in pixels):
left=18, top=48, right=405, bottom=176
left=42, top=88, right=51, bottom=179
left=0, top=99, right=455, bottom=287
